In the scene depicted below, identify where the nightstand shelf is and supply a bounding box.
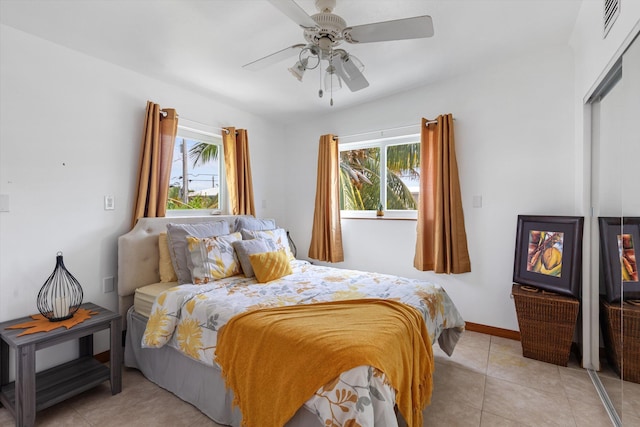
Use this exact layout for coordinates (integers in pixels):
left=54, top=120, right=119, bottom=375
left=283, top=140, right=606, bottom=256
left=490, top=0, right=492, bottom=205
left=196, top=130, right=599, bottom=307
left=1, top=356, right=109, bottom=412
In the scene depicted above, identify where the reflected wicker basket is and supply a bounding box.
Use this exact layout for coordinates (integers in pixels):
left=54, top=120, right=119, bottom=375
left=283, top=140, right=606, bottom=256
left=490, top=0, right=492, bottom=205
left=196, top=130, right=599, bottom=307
left=600, top=297, right=640, bottom=384
left=512, top=284, right=580, bottom=366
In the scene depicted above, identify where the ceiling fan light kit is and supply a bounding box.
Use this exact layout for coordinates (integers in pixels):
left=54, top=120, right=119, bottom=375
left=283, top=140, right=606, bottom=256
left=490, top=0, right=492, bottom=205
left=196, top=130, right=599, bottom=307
left=288, top=57, right=308, bottom=81
left=245, top=0, right=434, bottom=105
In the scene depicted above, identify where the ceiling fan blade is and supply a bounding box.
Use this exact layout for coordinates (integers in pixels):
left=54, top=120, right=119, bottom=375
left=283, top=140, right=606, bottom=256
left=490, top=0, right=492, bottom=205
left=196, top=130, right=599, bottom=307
left=334, top=55, right=369, bottom=92
left=344, top=15, right=434, bottom=43
left=242, top=44, right=305, bottom=71
left=267, top=0, right=318, bottom=29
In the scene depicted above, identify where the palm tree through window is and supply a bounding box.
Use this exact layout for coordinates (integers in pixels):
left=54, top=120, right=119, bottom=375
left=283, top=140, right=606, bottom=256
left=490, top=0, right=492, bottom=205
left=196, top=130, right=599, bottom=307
left=167, top=133, right=223, bottom=212
left=339, top=135, right=420, bottom=213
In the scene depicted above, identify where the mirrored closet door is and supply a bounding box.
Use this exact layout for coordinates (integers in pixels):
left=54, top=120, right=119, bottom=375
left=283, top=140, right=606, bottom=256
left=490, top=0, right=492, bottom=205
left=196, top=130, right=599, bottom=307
left=590, top=33, right=640, bottom=426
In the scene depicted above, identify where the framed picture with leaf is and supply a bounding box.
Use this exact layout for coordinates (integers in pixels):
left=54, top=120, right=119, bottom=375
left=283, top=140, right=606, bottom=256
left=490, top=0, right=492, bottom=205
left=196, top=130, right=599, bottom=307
left=599, top=217, right=640, bottom=303
left=513, top=215, right=584, bottom=298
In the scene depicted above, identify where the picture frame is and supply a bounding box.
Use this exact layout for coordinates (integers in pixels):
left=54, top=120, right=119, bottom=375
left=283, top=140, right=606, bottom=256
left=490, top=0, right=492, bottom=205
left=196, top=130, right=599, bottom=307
left=599, top=217, right=640, bottom=303
left=513, top=215, right=584, bottom=298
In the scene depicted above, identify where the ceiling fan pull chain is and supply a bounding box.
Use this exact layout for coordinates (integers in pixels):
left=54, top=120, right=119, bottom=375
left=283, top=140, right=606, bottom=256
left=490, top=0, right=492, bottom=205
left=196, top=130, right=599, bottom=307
left=318, top=61, right=323, bottom=98
left=329, top=47, right=334, bottom=106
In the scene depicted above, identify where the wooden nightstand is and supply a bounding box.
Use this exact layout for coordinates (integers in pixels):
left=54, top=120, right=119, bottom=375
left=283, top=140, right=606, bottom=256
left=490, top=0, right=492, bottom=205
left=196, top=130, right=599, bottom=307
left=0, top=302, right=122, bottom=427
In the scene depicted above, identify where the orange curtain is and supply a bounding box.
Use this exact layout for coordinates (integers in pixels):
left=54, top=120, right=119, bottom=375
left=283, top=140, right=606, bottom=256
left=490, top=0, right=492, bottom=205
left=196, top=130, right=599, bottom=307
left=222, top=127, right=255, bottom=216
left=131, top=101, right=178, bottom=228
left=414, top=115, right=471, bottom=274
left=308, top=134, right=344, bottom=263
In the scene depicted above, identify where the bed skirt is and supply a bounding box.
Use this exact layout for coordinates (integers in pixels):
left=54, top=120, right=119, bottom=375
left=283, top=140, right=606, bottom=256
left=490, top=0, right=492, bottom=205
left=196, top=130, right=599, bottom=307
left=124, top=307, right=333, bottom=426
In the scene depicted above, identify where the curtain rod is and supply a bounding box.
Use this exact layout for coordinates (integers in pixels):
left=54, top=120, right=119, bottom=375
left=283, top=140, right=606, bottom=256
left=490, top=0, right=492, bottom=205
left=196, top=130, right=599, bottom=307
left=160, top=110, right=230, bottom=134
left=336, top=119, right=452, bottom=140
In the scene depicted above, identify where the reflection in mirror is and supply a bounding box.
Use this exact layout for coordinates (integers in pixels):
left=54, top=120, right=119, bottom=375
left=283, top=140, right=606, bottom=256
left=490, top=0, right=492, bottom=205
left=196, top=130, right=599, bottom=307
left=591, top=66, right=623, bottom=424
left=591, top=34, right=640, bottom=426
left=619, top=32, right=640, bottom=426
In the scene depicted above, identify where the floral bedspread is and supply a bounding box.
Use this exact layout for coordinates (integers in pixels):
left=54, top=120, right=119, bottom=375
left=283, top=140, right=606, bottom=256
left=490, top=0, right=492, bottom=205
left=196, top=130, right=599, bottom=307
left=142, top=260, right=465, bottom=426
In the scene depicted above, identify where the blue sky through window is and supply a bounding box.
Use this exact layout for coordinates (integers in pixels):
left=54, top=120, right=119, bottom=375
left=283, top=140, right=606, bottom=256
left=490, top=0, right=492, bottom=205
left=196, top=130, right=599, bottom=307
left=170, top=137, right=220, bottom=195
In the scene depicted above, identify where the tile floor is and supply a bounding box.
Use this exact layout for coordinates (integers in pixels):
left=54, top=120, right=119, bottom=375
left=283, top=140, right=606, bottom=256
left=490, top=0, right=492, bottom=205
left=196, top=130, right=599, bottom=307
left=1, top=331, right=639, bottom=426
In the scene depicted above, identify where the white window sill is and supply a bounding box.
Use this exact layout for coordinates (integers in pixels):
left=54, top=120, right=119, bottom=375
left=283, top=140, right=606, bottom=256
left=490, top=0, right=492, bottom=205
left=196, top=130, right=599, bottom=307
left=166, top=210, right=225, bottom=217
left=341, top=211, right=417, bottom=221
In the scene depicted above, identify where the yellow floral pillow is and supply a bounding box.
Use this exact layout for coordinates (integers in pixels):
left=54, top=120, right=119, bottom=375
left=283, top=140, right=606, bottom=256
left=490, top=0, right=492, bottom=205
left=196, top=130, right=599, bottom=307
left=186, top=232, right=241, bottom=284
left=249, top=250, right=293, bottom=283
left=158, top=233, right=178, bottom=282
left=240, top=228, right=295, bottom=261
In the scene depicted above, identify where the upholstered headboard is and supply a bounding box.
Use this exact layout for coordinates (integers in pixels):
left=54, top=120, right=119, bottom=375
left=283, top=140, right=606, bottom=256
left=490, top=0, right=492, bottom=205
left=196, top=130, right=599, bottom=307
left=117, top=215, right=242, bottom=327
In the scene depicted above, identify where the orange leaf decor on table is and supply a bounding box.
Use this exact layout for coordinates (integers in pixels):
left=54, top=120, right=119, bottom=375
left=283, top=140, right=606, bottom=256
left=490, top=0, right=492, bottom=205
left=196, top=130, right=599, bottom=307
left=6, top=308, right=98, bottom=336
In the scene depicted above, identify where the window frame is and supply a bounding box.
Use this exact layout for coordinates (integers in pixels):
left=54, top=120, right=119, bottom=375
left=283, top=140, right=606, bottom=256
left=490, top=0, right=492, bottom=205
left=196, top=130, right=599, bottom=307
left=166, top=125, right=226, bottom=217
left=339, top=133, right=420, bottom=220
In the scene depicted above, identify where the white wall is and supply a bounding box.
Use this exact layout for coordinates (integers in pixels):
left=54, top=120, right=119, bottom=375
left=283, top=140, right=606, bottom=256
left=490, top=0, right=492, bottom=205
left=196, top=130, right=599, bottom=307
left=569, top=0, right=640, bottom=369
left=0, top=25, right=286, bottom=369
left=571, top=1, right=640, bottom=99
left=2, top=1, right=637, bottom=371
left=570, top=0, right=639, bottom=228
left=283, top=45, right=575, bottom=332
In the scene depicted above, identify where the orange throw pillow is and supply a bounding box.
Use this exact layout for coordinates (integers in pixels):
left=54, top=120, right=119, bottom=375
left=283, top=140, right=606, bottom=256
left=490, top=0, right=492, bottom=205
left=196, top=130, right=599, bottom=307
left=249, top=250, right=292, bottom=283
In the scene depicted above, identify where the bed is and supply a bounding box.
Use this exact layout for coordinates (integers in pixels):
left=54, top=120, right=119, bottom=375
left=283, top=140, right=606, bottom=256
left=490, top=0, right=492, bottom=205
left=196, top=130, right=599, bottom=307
left=119, top=216, right=465, bottom=426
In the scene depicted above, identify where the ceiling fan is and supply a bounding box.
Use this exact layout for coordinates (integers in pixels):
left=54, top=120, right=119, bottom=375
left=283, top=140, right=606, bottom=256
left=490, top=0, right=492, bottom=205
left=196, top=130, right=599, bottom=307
left=243, top=0, right=434, bottom=105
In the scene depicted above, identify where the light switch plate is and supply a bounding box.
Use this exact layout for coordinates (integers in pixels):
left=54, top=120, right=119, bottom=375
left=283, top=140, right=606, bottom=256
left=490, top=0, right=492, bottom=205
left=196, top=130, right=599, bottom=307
left=0, top=194, right=8, bottom=212
left=104, top=195, right=115, bottom=210
left=103, top=276, right=115, bottom=293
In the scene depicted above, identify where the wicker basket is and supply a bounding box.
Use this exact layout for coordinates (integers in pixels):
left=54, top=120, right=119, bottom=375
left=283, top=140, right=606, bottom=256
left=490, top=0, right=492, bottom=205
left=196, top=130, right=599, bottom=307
left=600, top=298, right=640, bottom=383
left=512, top=284, right=580, bottom=366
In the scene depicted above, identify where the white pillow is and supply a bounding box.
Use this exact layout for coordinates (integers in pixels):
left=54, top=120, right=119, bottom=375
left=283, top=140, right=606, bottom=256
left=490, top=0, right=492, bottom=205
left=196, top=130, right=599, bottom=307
left=186, top=232, right=242, bottom=284
left=240, top=228, right=295, bottom=261
left=166, top=221, right=230, bottom=284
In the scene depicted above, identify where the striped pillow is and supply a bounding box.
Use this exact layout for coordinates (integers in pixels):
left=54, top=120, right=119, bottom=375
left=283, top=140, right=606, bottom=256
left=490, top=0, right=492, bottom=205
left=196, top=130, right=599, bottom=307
left=249, top=250, right=292, bottom=283
left=186, top=232, right=241, bottom=284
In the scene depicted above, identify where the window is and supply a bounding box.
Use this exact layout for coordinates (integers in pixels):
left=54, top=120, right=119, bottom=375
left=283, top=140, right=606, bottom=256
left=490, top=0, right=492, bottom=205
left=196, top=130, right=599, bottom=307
left=167, top=126, right=224, bottom=215
left=339, top=134, right=420, bottom=218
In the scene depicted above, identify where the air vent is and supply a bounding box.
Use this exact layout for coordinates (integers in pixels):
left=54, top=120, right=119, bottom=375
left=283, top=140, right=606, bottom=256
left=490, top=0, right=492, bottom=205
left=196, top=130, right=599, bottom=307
left=603, top=0, right=620, bottom=38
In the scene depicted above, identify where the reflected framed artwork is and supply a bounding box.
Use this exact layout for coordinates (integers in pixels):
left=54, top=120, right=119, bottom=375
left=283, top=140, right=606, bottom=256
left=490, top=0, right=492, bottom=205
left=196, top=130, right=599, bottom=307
left=599, top=217, right=640, bottom=302
left=513, top=215, right=584, bottom=298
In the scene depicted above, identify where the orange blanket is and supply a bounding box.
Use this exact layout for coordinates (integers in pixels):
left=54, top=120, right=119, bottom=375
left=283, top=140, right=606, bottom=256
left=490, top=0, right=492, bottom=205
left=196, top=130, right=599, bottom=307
left=214, top=298, right=433, bottom=427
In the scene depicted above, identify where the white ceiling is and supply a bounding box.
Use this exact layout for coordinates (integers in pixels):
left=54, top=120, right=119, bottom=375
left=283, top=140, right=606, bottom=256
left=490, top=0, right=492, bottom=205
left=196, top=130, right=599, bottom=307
left=0, top=0, right=582, bottom=124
